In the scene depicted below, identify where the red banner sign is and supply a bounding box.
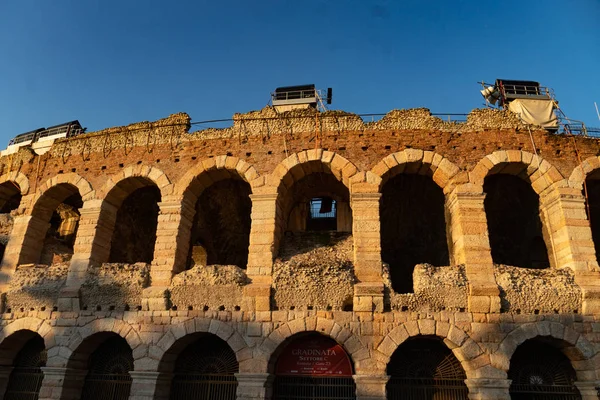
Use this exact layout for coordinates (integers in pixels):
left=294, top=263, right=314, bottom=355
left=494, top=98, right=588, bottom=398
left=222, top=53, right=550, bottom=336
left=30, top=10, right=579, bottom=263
left=275, top=335, right=353, bottom=377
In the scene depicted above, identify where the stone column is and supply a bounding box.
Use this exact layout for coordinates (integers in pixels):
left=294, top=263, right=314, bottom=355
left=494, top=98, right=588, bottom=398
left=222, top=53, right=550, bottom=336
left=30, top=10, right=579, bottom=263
left=235, top=373, right=274, bottom=400
left=141, top=197, right=195, bottom=311
left=575, top=381, right=600, bottom=400
left=0, top=214, right=48, bottom=274
left=38, top=367, right=87, bottom=400
left=540, top=188, right=600, bottom=314
left=353, top=374, right=388, bottom=400
left=446, top=185, right=500, bottom=313
left=0, top=366, right=13, bottom=399
left=464, top=378, right=511, bottom=400
left=245, top=193, right=278, bottom=312
left=57, top=200, right=117, bottom=311
left=128, top=371, right=172, bottom=400
left=351, top=193, right=384, bottom=312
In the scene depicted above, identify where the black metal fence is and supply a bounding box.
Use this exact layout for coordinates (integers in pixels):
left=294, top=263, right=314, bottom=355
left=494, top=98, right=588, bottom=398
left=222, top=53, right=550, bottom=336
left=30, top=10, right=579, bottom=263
left=387, top=377, right=469, bottom=400
left=3, top=368, right=44, bottom=400
left=170, top=373, right=237, bottom=400
left=80, top=373, right=132, bottom=400
left=510, top=383, right=581, bottom=400
left=273, top=376, right=356, bottom=400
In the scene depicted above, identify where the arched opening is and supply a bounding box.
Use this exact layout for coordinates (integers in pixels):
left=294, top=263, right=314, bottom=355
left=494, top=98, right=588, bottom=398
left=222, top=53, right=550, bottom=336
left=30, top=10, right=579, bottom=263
left=0, top=181, right=22, bottom=261
left=584, top=171, right=600, bottom=264
left=484, top=174, right=549, bottom=269
left=380, top=174, right=449, bottom=293
left=0, top=330, right=46, bottom=400
left=159, top=333, right=239, bottom=400
left=68, top=334, right=134, bottom=400
left=23, top=183, right=82, bottom=265
left=508, top=339, right=581, bottom=399
left=271, top=333, right=356, bottom=400
left=386, top=336, right=468, bottom=399
left=187, top=178, right=252, bottom=269
left=107, top=179, right=161, bottom=264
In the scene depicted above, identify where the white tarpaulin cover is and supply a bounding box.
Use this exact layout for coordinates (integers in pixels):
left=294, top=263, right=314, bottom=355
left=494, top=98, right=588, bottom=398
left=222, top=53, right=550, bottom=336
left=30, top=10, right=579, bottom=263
left=508, top=99, right=558, bottom=128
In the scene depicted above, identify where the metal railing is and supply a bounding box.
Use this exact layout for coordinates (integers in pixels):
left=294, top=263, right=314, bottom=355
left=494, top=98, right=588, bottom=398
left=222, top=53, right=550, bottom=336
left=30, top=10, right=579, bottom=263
left=80, top=373, right=132, bottom=400
left=273, top=376, right=356, bottom=400
left=170, top=374, right=237, bottom=400
left=272, top=89, right=317, bottom=102
left=37, top=124, right=82, bottom=140
left=510, top=383, right=581, bottom=399
left=3, top=368, right=44, bottom=400
left=500, top=84, right=552, bottom=98
left=387, top=378, right=469, bottom=400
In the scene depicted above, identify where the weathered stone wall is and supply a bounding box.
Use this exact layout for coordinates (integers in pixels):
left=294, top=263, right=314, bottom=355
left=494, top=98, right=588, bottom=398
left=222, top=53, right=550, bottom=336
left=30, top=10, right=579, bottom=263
left=3, top=263, right=68, bottom=312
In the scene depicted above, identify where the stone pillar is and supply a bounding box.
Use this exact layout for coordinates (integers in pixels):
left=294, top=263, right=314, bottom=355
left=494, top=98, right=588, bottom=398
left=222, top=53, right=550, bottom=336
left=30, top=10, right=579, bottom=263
left=540, top=188, right=600, bottom=314
left=353, top=374, right=388, bottom=400
left=0, top=214, right=48, bottom=274
left=235, top=373, right=273, bottom=400
left=351, top=193, right=384, bottom=312
left=245, top=193, right=278, bottom=312
left=58, top=200, right=117, bottom=311
left=128, top=371, right=172, bottom=400
left=464, top=378, right=511, bottom=400
left=38, top=367, right=87, bottom=400
left=446, top=186, right=500, bottom=313
left=0, top=366, right=13, bottom=399
left=575, top=381, right=600, bottom=400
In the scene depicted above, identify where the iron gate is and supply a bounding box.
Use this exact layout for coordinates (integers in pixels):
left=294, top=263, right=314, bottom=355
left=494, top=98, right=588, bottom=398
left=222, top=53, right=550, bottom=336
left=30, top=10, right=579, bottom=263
left=509, top=383, right=581, bottom=400
left=3, top=368, right=44, bottom=400
left=273, top=376, right=356, bottom=400
left=170, top=373, right=237, bottom=400
left=80, top=374, right=132, bottom=400
left=386, top=377, right=468, bottom=400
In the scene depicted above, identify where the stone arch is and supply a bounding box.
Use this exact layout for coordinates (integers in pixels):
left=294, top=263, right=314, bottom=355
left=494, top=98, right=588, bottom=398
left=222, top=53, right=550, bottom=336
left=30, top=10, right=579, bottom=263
left=32, top=173, right=94, bottom=207
left=568, top=155, right=600, bottom=190
left=152, top=318, right=249, bottom=373
left=271, top=150, right=359, bottom=192
left=257, top=317, right=368, bottom=374
left=370, top=149, right=460, bottom=192
left=59, top=318, right=142, bottom=369
left=0, top=171, right=29, bottom=195
left=0, top=317, right=53, bottom=355
left=98, top=164, right=172, bottom=203
left=174, top=155, right=260, bottom=200
left=470, top=150, right=564, bottom=195
left=494, top=322, right=596, bottom=380
left=376, top=320, right=487, bottom=379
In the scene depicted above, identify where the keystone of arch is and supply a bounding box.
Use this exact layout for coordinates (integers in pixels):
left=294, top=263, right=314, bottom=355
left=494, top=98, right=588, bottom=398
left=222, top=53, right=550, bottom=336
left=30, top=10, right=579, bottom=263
left=34, top=172, right=95, bottom=204
left=98, top=164, right=172, bottom=201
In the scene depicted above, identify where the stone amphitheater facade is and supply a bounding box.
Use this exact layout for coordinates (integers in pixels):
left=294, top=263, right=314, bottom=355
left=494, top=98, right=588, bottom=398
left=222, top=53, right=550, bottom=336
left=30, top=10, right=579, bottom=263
left=0, top=107, right=599, bottom=399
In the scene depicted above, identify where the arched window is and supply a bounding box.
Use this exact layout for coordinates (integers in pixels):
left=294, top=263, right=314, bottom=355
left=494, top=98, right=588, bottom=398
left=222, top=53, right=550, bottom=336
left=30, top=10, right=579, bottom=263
left=272, top=333, right=356, bottom=400
left=3, top=333, right=46, bottom=400
left=108, top=183, right=161, bottom=263
left=585, top=171, right=600, bottom=264
left=381, top=174, right=449, bottom=293
left=484, top=174, right=549, bottom=268
left=187, top=178, right=251, bottom=269
left=509, top=339, right=580, bottom=399
left=386, top=337, right=468, bottom=399
left=0, top=181, right=22, bottom=261
left=169, top=334, right=239, bottom=400
left=80, top=336, right=133, bottom=400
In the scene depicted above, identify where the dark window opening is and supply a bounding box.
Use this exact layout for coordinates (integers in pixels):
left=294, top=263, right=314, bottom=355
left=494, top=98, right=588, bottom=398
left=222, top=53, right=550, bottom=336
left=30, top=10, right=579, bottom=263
left=109, top=185, right=161, bottom=263
left=386, top=337, right=468, bottom=400
left=484, top=174, right=549, bottom=269
left=188, top=179, right=251, bottom=269
left=40, top=193, right=82, bottom=265
left=381, top=174, right=449, bottom=294
left=4, top=335, right=46, bottom=400
left=306, top=197, right=337, bottom=231
left=509, top=340, right=580, bottom=399
left=585, top=176, right=600, bottom=264
left=0, top=182, right=22, bottom=262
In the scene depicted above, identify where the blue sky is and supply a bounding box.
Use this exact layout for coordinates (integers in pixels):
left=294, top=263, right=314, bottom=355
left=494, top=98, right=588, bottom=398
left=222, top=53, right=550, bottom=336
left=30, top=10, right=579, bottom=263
left=0, top=0, right=599, bottom=142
